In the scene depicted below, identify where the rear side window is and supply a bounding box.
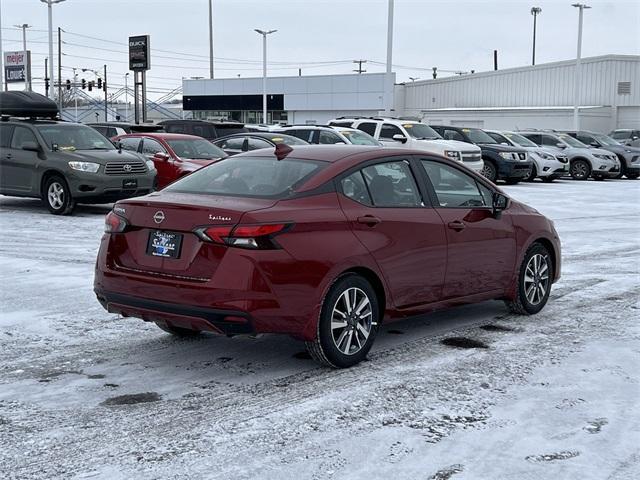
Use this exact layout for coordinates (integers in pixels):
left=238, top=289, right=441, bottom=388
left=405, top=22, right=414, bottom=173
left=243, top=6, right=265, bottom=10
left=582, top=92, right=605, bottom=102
left=164, top=124, right=186, bottom=134
left=361, top=161, right=422, bottom=207
left=522, top=133, right=541, bottom=145
left=318, top=130, right=343, bottom=144
left=357, top=122, right=377, bottom=136
left=119, top=137, right=141, bottom=152
left=610, top=131, right=629, bottom=140
left=0, top=124, right=14, bottom=148
left=442, top=129, right=465, bottom=142
left=217, top=137, right=245, bottom=151
left=340, top=171, right=372, bottom=206
left=247, top=138, right=271, bottom=150
left=165, top=156, right=325, bottom=198
left=540, top=135, right=558, bottom=146
left=284, top=129, right=314, bottom=143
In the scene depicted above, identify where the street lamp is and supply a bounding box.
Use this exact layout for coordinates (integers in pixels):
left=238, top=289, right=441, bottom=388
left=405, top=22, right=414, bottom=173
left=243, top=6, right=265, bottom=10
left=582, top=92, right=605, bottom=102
left=208, top=0, right=214, bottom=79
left=530, top=7, right=542, bottom=66
left=254, top=29, right=277, bottom=124
left=40, top=0, right=67, bottom=99
left=572, top=3, right=591, bottom=130
left=408, top=77, right=419, bottom=82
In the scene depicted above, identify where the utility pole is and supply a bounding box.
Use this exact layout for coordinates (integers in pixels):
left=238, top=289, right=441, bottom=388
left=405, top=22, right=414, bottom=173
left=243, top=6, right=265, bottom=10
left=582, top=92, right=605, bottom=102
left=104, top=64, right=108, bottom=121
left=73, top=67, right=77, bottom=121
left=44, top=59, right=49, bottom=96
left=254, top=29, right=277, bottom=124
left=432, top=67, right=437, bottom=79
left=125, top=72, right=129, bottom=121
left=572, top=3, right=591, bottom=130
left=41, top=1, right=67, bottom=103
left=353, top=59, right=367, bottom=74
left=57, top=26, right=62, bottom=111
left=14, top=24, right=32, bottom=90
left=208, top=0, right=214, bottom=79
left=531, top=7, right=542, bottom=65
left=384, top=0, right=394, bottom=114
left=493, top=49, right=498, bottom=70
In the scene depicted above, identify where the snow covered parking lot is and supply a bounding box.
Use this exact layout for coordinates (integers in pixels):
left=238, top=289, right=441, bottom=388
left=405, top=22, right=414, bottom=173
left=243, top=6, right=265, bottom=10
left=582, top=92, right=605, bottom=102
left=1, top=179, right=639, bottom=480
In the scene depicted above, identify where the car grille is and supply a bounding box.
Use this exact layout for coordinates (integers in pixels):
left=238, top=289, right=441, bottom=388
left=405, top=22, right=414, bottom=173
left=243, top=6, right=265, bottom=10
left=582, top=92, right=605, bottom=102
left=104, top=161, right=147, bottom=175
left=461, top=152, right=481, bottom=162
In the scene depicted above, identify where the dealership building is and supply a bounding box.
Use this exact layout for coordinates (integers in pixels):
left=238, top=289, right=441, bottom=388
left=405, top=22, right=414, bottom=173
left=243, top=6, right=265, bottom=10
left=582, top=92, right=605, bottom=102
left=182, top=54, right=639, bottom=132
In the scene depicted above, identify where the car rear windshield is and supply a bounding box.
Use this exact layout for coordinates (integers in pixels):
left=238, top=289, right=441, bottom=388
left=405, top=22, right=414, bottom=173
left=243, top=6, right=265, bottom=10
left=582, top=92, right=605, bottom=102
left=215, top=126, right=247, bottom=136
left=166, top=138, right=226, bottom=159
left=402, top=123, right=441, bottom=140
left=36, top=124, right=115, bottom=151
left=165, top=156, right=326, bottom=198
left=339, top=130, right=380, bottom=146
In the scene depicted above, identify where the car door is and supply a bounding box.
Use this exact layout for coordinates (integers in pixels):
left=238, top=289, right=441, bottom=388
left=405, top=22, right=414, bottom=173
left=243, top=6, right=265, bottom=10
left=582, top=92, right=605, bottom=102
left=0, top=124, right=15, bottom=191
left=141, top=137, right=173, bottom=186
left=337, top=157, right=447, bottom=308
left=417, top=158, right=516, bottom=298
left=4, top=125, right=42, bottom=193
left=378, top=123, right=404, bottom=146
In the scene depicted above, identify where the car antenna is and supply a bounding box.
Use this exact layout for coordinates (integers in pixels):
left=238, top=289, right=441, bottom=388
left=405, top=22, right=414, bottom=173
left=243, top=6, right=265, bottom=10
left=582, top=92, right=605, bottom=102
left=275, top=143, right=293, bottom=160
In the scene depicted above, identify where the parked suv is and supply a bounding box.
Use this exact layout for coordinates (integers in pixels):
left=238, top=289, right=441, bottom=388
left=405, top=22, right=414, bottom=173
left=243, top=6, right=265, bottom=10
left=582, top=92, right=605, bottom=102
left=519, top=131, right=620, bottom=180
left=89, top=122, right=163, bottom=139
left=430, top=126, right=532, bottom=184
left=485, top=130, right=569, bottom=182
left=327, top=117, right=483, bottom=173
left=158, top=119, right=247, bottom=142
left=609, top=129, right=640, bottom=148
left=563, top=130, right=640, bottom=179
left=274, top=125, right=381, bottom=146
left=0, top=92, right=156, bottom=215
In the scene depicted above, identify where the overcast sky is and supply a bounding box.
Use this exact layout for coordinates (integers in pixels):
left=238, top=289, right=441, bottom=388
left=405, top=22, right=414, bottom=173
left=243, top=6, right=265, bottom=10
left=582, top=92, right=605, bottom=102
left=2, top=0, right=639, bottom=99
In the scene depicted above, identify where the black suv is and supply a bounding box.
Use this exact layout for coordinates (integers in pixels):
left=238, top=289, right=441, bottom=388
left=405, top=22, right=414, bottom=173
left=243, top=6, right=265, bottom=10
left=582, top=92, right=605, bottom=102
left=0, top=92, right=156, bottom=215
left=430, top=125, right=532, bottom=183
left=564, top=130, right=640, bottom=179
left=158, top=119, right=247, bottom=141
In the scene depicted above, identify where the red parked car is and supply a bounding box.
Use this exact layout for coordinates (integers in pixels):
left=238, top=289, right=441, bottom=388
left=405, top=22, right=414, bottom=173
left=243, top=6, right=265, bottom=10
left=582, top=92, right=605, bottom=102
left=95, top=145, right=561, bottom=368
left=113, top=133, right=227, bottom=189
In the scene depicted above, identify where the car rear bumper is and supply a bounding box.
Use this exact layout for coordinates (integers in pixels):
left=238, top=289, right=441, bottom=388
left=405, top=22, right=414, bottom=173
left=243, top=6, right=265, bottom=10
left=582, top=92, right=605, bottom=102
left=95, top=289, right=255, bottom=335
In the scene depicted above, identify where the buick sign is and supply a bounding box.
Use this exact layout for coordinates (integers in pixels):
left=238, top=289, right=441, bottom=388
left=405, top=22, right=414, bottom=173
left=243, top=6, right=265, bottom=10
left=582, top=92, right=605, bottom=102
left=129, top=35, right=150, bottom=71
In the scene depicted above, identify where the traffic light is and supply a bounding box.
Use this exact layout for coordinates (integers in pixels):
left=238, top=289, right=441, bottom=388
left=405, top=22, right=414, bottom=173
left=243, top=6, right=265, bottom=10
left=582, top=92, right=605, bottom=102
left=81, top=78, right=86, bottom=89
left=97, top=78, right=102, bottom=90
left=102, top=81, right=106, bottom=92
left=45, top=78, right=50, bottom=91
left=88, top=81, right=93, bottom=92
left=65, top=79, right=71, bottom=90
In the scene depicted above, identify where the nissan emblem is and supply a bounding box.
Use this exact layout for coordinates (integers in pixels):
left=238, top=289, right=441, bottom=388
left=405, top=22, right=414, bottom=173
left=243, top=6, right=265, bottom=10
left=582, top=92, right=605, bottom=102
left=153, top=211, right=165, bottom=224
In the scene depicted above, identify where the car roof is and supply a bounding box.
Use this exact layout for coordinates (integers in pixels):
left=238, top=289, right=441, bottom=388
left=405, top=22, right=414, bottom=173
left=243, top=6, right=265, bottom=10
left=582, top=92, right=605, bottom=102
left=114, top=132, right=203, bottom=140
left=214, top=132, right=302, bottom=141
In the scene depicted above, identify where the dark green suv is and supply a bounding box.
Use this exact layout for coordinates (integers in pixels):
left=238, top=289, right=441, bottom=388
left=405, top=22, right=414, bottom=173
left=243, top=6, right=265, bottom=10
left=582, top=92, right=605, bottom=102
left=0, top=94, right=156, bottom=215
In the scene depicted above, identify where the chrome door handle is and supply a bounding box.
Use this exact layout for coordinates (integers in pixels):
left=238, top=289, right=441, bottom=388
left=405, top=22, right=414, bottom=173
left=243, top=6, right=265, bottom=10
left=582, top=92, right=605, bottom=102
left=447, top=220, right=466, bottom=231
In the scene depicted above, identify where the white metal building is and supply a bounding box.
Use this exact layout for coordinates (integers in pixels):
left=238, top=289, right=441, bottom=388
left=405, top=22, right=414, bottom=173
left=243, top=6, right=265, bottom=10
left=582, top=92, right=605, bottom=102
left=182, top=72, right=394, bottom=125
left=395, top=54, right=639, bottom=132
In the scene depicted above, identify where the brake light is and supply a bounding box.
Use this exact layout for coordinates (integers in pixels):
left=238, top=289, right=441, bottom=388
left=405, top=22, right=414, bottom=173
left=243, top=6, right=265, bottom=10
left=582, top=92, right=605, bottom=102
left=195, top=223, right=290, bottom=249
left=105, top=211, right=128, bottom=233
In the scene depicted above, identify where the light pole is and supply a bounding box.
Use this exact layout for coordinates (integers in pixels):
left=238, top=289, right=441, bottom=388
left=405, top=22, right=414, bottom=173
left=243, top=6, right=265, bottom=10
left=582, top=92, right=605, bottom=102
left=208, top=0, right=214, bottom=79
left=254, top=28, right=276, bottom=124
left=530, top=7, right=541, bottom=66
left=14, top=24, right=32, bottom=90
left=384, top=0, right=394, bottom=115
left=40, top=0, right=66, bottom=99
left=408, top=76, right=419, bottom=82
left=125, top=72, right=130, bottom=121
left=73, top=67, right=77, bottom=121
left=572, top=3, right=590, bottom=130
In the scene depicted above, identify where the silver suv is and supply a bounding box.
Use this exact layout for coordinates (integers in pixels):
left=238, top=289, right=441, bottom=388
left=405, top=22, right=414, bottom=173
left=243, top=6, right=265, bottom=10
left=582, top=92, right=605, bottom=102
left=519, top=131, right=620, bottom=180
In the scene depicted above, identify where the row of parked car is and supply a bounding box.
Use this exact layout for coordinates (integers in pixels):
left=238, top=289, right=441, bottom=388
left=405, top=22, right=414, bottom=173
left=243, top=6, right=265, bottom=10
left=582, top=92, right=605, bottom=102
left=1, top=91, right=638, bottom=216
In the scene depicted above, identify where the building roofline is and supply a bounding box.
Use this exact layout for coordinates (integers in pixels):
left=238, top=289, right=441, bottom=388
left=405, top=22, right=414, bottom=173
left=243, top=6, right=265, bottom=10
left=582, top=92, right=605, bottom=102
left=403, top=54, right=640, bottom=87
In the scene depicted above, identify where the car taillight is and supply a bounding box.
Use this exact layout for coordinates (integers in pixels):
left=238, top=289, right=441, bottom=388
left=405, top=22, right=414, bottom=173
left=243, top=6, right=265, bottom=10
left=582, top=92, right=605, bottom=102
left=195, top=223, right=290, bottom=249
left=104, top=211, right=128, bottom=233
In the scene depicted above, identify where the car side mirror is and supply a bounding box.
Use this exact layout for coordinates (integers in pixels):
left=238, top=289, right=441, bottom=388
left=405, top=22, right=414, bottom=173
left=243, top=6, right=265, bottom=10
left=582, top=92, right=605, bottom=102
left=492, top=192, right=509, bottom=217
left=21, top=141, right=41, bottom=152
left=392, top=134, right=407, bottom=144
left=154, top=152, right=170, bottom=161
left=556, top=143, right=566, bottom=149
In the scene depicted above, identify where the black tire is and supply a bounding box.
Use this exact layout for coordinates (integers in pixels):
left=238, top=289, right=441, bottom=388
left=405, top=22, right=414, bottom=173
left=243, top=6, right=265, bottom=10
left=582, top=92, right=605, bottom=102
left=505, top=178, right=521, bottom=185
left=306, top=274, right=379, bottom=368
left=570, top=159, right=591, bottom=180
left=155, top=321, right=201, bottom=337
left=43, top=175, right=76, bottom=215
left=541, top=176, right=555, bottom=183
left=505, top=243, right=553, bottom=315
left=625, top=172, right=639, bottom=180
left=481, top=160, right=497, bottom=183
left=525, top=164, right=537, bottom=182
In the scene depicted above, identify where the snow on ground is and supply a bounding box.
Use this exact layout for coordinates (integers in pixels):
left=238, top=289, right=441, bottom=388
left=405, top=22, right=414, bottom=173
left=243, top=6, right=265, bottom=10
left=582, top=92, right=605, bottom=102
left=0, top=178, right=639, bottom=480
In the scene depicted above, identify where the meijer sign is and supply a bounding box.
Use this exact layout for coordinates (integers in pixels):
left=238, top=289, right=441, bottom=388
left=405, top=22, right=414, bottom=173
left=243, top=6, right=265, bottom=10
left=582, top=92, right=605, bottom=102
left=4, top=50, right=30, bottom=83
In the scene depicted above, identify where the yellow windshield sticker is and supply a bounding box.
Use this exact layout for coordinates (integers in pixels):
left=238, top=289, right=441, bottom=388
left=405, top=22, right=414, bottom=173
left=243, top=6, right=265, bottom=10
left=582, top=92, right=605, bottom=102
left=462, top=129, right=470, bottom=132
left=59, top=146, right=76, bottom=151
left=271, top=137, right=283, bottom=142
left=403, top=124, right=413, bottom=128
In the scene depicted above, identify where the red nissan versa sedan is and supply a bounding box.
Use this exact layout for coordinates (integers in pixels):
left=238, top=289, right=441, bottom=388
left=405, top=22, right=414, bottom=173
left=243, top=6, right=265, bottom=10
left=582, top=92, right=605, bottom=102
left=112, top=133, right=227, bottom=189
left=94, top=144, right=561, bottom=368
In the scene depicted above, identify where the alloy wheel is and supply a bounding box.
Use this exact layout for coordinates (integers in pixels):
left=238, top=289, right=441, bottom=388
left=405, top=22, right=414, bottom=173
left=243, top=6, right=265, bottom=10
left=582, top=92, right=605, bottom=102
left=330, top=287, right=373, bottom=355
left=523, top=253, right=550, bottom=306
left=48, top=182, right=65, bottom=210
left=571, top=161, right=589, bottom=180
